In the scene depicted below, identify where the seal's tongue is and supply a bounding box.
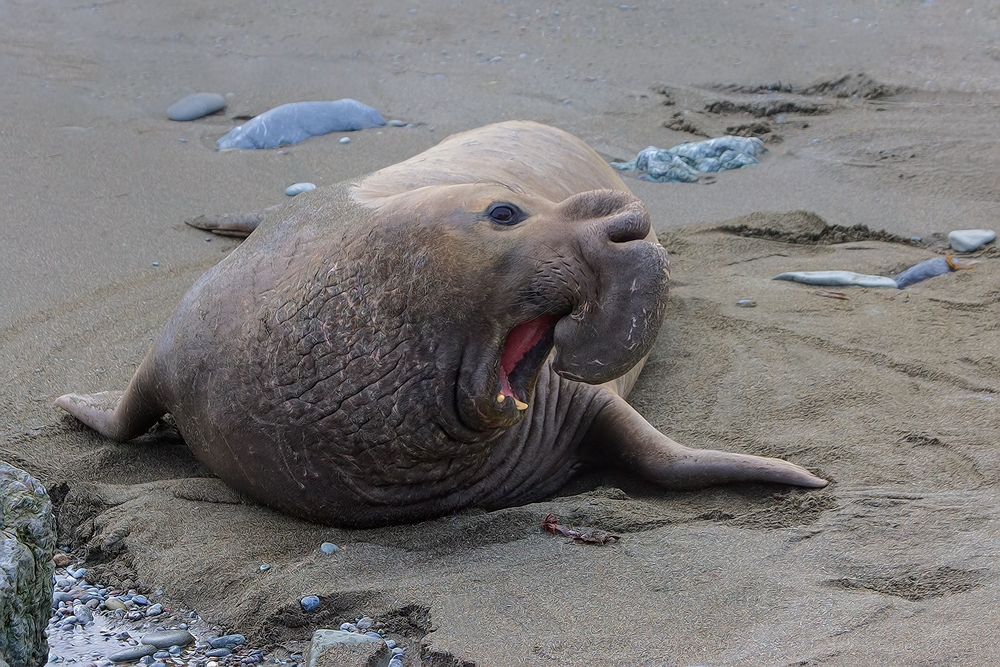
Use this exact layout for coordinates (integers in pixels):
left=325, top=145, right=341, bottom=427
left=499, top=315, right=559, bottom=404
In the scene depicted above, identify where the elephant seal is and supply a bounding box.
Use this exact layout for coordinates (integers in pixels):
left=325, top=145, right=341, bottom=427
left=57, top=121, right=826, bottom=527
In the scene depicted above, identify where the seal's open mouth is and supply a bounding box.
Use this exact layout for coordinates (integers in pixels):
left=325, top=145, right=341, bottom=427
left=498, top=315, right=560, bottom=410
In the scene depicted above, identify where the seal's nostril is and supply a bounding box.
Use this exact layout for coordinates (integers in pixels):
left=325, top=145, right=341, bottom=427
left=606, top=204, right=651, bottom=244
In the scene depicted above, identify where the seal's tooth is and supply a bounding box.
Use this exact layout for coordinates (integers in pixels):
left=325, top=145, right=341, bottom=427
left=496, top=393, right=506, bottom=403
left=514, top=399, right=529, bottom=411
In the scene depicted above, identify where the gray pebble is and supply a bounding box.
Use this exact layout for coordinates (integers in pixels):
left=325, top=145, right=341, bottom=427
left=387, top=120, right=407, bottom=127
left=109, top=646, right=158, bottom=663
left=209, top=635, right=246, bottom=650
left=259, top=564, right=271, bottom=571
left=300, top=595, right=320, bottom=611
left=391, top=647, right=404, bottom=657
left=151, top=262, right=159, bottom=267
left=356, top=617, right=372, bottom=630
left=364, top=632, right=381, bottom=639
left=285, top=182, right=316, bottom=197
left=948, top=228, right=996, bottom=252
left=167, top=647, right=183, bottom=656
left=319, top=542, right=339, bottom=554
left=142, top=630, right=195, bottom=649
left=736, top=299, right=756, bottom=307
left=168, top=93, right=226, bottom=121
left=132, top=595, right=149, bottom=605
left=72, top=604, right=94, bottom=624
left=339, top=623, right=357, bottom=633
left=339, top=137, right=350, bottom=144
left=205, top=649, right=231, bottom=658
left=139, top=657, right=154, bottom=666
left=384, top=640, right=396, bottom=649
left=152, top=652, right=170, bottom=660
left=145, top=603, right=163, bottom=617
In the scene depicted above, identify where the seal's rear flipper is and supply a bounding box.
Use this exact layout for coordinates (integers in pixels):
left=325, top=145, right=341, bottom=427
left=586, top=395, right=829, bottom=490
left=56, top=358, right=165, bottom=442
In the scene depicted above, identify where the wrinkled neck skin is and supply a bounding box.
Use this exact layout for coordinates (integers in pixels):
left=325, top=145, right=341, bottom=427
left=164, top=185, right=623, bottom=527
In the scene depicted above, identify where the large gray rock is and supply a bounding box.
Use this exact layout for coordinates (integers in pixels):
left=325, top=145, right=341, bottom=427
left=1, top=462, right=56, bottom=667
left=305, top=630, right=386, bottom=667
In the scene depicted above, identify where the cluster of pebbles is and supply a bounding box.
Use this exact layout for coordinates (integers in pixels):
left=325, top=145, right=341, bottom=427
left=46, top=555, right=406, bottom=667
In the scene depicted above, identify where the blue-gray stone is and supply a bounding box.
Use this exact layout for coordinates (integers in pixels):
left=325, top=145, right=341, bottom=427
left=109, top=646, right=157, bottom=663
left=285, top=183, right=316, bottom=197
left=168, top=93, right=226, bottom=121
left=141, top=630, right=194, bottom=649
left=893, top=257, right=952, bottom=289
left=145, top=603, right=163, bottom=617
left=300, top=595, right=320, bottom=611
left=205, top=649, right=231, bottom=658
left=71, top=604, right=93, bottom=624
left=151, top=653, right=169, bottom=660
left=216, top=100, right=385, bottom=150
left=1, top=462, right=56, bottom=667
left=208, top=634, right=245, bottom=650
left=319, top=542, right=339, bottom=554
left=948, top=228, right=996, bottom=253
left=131, top=595, right=148, bottom=605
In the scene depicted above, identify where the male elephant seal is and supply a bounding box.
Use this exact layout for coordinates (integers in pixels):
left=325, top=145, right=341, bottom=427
left=57, top=121, right=827, bottom=527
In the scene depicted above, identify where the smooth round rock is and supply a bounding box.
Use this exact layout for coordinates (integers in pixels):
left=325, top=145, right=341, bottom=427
left=300, top=595, right=321, bottom=611
left=948, top=228, right=996, bottom=252
left=109, top=646, right=158, bottom=663
left=205, top=649, right=231, bottom=659
left=208, top=635, right=245, bottom=650
left=319, top=542, right=339, bottom=554
left=145, top=603, right=163, bottom=616
left=141, top=630, right=195, bottom=649
left=167, top=93, right=226, bottom=121
left=105, top=598, right=127, bottom=611
left=285, top=182, right=316, bottom=197
left=387, top=119, right=407, bottom=127
left=339, top=137, right=350, bottom=144
left=131, top=594, right=148, bottom=605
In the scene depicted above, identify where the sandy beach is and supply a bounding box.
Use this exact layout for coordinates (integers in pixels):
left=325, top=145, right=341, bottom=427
left=3, top=1, right=999, bottom=665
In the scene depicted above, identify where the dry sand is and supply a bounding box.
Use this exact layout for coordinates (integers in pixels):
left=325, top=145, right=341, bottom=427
left=2, top=1, right=999, bottom=665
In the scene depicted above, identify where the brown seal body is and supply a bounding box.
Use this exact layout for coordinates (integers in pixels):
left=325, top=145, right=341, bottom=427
left=57, top=121, right=825, bottom=527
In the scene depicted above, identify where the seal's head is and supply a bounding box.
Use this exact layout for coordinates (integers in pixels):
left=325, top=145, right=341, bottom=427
left=354, top=121, right=670, bottom=432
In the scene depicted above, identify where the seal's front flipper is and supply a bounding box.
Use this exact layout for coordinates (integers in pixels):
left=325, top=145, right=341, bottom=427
left=185, top=206, right=280, bottom=238
left=586, top=395, right=828, bottom=489
left=56, top=358, right=165, bottom=442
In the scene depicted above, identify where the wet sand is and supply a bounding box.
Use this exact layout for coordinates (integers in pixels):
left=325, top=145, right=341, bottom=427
left=3, top=2, right=999, bottom=665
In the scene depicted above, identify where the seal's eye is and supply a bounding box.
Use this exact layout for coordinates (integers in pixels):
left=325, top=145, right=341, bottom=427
left=486, top=202, right=524, bottom=226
